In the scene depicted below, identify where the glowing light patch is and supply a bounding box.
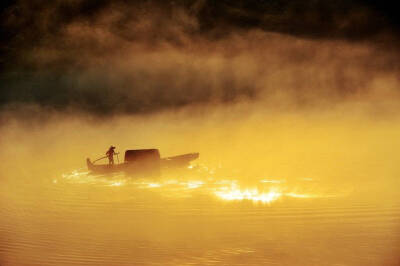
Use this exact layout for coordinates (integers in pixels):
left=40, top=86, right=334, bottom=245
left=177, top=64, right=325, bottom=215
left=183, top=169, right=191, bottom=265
left=215, top=188, right=282, bottom=203
left=285, top=192, right=313, bottom=198
left=109, top=181, right=124, bottom=187
left=147, top=183, right=161, bottom=188
left=260, top=179, right=283, bottom=184
left=60, top=168, right=341, bottom=204
left=186, top=181, right=204, bottom=189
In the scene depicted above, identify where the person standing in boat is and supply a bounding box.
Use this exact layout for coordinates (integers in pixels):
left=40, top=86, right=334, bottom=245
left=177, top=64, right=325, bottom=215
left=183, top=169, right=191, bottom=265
left=106, top=146, right=119, bottom=165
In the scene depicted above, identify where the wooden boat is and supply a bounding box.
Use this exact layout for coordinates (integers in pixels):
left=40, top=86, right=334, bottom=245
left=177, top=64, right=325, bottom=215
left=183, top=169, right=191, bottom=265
left=87, top=149, right=199, bottom=176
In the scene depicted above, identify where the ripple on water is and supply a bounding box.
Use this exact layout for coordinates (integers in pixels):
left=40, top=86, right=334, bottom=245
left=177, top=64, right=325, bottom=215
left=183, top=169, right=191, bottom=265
left=0, top=167, right=399, bottom=266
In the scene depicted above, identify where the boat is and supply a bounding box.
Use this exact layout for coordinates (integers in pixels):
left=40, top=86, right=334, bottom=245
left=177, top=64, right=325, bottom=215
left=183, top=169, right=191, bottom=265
left=86, top=149, right=199, bottom=176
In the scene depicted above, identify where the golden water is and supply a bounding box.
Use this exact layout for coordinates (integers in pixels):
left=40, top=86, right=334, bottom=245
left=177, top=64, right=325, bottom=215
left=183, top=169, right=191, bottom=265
left=1, top=111, right=400, bottom=265
left=1, top=163, right=399, bottom=266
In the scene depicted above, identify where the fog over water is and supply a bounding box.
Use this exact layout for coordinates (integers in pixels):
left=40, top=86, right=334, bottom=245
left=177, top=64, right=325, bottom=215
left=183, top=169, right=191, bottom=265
left=1, top=1, right=400, bottom=265
left=1, top=103, right=400, bottom=265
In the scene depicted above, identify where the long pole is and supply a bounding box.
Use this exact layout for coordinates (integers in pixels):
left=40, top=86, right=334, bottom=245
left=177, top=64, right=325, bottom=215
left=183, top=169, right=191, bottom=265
left=93, top=156, right=108, bottom=163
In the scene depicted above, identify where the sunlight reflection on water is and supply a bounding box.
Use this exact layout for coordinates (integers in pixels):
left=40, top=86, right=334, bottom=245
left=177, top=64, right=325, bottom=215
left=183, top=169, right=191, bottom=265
left=58, top=164, right=346, bottom=205
left=0, top=163, right=397, bottom=266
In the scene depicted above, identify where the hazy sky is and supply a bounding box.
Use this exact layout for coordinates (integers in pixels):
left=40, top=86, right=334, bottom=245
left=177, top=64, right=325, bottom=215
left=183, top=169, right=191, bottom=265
left=1, top=0, right=399, bottom=116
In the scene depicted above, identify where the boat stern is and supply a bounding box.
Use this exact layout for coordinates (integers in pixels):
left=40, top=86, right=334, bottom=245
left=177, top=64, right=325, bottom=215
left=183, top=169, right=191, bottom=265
left=86, top=158, right=94, bottom=171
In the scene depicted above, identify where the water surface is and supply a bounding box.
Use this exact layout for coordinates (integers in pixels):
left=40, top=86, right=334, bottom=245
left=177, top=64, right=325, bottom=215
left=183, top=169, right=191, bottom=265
left=1, top=164, right=399, bottom=266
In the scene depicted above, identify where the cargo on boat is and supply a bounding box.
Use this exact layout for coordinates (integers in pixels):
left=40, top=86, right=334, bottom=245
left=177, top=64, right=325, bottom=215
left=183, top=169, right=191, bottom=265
left=86, top=149, right=199, bottom=176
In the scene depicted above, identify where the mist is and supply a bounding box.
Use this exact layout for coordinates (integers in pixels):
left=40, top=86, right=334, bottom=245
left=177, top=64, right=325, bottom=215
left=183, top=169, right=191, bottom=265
left=1, top=101, right=399, bottom=203
left=1, top=1, right=400, bottom=193
left=1, top=0, right=400, bottom=115
left=1, top=3, right=400, bottom=265
left=0, top=0, right=399, bottom=189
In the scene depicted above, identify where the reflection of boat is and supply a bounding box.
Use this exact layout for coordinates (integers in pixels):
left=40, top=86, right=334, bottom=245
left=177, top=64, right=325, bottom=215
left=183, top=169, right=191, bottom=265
left=86, top=149, right=199, bottom=176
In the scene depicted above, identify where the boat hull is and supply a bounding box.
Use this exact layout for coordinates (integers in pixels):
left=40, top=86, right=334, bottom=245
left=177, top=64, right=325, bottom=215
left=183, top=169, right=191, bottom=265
left=86, top=151, right=199, bottom=176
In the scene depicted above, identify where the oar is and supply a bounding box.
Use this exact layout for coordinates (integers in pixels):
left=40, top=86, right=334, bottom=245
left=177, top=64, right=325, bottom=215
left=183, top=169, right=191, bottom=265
left=93, top=156, right=108, bottom=163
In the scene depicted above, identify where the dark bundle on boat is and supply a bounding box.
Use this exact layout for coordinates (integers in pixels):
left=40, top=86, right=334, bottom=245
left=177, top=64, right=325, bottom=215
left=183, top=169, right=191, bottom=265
left=86, top=149, right=199, bottom=176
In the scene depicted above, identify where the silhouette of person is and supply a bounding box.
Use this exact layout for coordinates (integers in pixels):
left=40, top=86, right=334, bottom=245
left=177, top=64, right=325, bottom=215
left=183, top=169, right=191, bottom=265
left=106, top=146, right=118, bottom=165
